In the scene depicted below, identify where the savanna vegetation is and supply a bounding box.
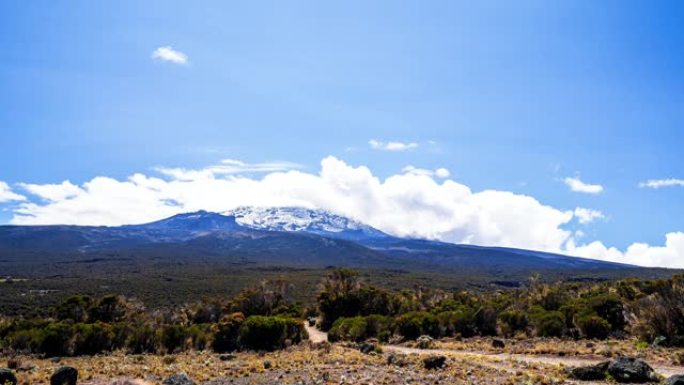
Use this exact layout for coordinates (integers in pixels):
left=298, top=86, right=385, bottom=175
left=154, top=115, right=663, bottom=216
left=321, top=270, right=684, bottom=347
left=1, top=269, right=683, bottom=358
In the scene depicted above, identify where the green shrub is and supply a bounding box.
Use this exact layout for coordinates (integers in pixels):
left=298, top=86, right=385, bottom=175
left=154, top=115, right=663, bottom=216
left=56, top=295, right=93, bottom=322
left=474, top=307, right=499, bottom=336
left=499, top=309, right=529, bottom=336
left=211, top=312, right=245, bottom=353
left=125, top=323, right=159, bottom=354
left=588, top=294, right=626, bottom=331
left=328, top=317, right=368, bottom=342
left=72, top=322, right=115, bottom=355
left=532, top=310, right=565, bottom=337
left=238, top=315, right=305, bottom=351
left=159, top=324, right=188, bottom=353
left=437, top=310, right=476, bottom=338
left=396, top=312, right=439, bottom=339
left=365, top=314, right=394, bottom=342
left=578, top=315, right=611, bottom=340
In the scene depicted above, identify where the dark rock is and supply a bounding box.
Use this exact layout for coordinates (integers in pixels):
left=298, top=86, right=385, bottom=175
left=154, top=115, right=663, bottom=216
left=219, top=354, right=237, bottom=361
left=607, top=357, right=658, bottom=383
left=666, top=375, right=684, bottom=385
left=263, top=360, right=272, bottom=369
left=423, top=355, right=447, bottom=370
left=417, top=335, right=434, bottom=349
left=0, top=369, right=17, bottom=385
left=359, top=342, right=376, bottom=354
left=162, top=373, right=195, bottom=385
left=569, top=361, right=609, bottom=381
left=492, top=339, right=506, bottom=349
left=50, top=366, right=78, bottom=385
left=307, top=317, right=316, bottom=327
left=386, top=353, right=407, bottom=367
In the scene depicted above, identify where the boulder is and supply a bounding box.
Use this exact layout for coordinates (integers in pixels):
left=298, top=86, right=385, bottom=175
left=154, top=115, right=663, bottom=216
left=0, top=369, right=17, bottom=385
left=162, top=373, right=195, bottom=385
left=416, top=335, right=434, bottom=349
left=423, top=355, right=447, bottom=370
left=386, top=353, right=407, bottom=367
left=50, top=366, right=78, bottom=385
left=307, top=317, right=317, bottom=327
left=218, top=354, right=237, bottom=361
left=666, top=375, right=684, bottom=385
left=358, top=342, right=376, bottom=354
left=492, top=339, right=506, bottom=349
left=607, top=357, right=658, bottom=383
left=569, top=361, right=610, bottom=381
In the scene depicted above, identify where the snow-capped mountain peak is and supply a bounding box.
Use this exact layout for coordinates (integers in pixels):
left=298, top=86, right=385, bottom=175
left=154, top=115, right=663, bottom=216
left=227, top=206, right=388, bottom=240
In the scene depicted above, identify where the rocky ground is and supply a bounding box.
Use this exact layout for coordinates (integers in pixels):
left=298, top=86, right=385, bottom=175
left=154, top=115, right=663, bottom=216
left=2, top=335, right=684, bottom=384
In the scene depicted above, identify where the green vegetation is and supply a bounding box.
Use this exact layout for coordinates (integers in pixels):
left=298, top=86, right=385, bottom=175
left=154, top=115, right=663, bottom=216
left=2, top=270, right=684, bottom=357
left=0, top=281, right=307, bottom=356
left=317, top=270, right=684, bottom=346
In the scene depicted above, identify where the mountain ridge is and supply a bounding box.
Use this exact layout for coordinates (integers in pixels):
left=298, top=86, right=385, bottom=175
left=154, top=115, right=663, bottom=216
left=0, top=207, right=637, bottom=272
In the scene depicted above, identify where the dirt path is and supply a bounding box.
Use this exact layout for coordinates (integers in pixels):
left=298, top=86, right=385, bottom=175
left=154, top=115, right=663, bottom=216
left=304, top=321, right=328, bottom=343
left=306, top=325, right=683, bottom=379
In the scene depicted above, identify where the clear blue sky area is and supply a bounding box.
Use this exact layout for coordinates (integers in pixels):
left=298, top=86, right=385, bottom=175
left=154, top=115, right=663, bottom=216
left=1, top=1, right=683, bottom=249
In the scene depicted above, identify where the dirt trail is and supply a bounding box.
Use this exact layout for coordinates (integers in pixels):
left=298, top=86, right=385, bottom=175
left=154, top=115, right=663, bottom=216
left=304, top=321, right=328, bottom=343
left=306, top=324, right=683, bottom=379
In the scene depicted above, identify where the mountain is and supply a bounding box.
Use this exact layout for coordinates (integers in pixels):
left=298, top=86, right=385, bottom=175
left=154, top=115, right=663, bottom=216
left=0, top=207, right=640, bottom=274
left=228, top=206, right=389, bottom=241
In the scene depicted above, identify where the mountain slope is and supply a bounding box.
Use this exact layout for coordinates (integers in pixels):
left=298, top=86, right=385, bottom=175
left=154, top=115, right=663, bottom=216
left=0, top=207, right=638, bottom=272
left=228, top=206, right=389, bottom=241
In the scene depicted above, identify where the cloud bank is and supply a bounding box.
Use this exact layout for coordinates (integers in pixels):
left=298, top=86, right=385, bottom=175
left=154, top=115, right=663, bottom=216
left=152, top=46, right=188, bottom=65
left=7, top=157, right=683, bottom=268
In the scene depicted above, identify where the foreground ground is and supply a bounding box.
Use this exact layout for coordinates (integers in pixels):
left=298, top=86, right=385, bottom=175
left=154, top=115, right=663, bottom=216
left=5, top=333, right=684, bottom=385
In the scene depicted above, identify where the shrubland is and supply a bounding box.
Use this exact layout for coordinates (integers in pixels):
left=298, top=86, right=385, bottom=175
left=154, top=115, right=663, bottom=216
left=1, top=270, right=684, bottom=357
left=319, top=270, right=684, bottom=347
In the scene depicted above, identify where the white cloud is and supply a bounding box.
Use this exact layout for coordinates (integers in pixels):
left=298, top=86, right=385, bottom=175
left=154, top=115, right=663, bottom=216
left=639, top=178, right=684, bottom=189
left=567, top=232, right=684, bottom=269
left=369, top=140, right=418, bottom=151
left=564, top=176, right=604, bottom=194
left=8, top=157, right=683, bottom=268
left=156, top=159, right=301, bottom=181
left=573, top=207, right=605, bottom=224
left=402, top=165, right=450, bottom=179
left=152, top=46, right=188, bottom=65
left=19, top=180, right=83, bottom=202
left=0, top=181, right=25, bottom=203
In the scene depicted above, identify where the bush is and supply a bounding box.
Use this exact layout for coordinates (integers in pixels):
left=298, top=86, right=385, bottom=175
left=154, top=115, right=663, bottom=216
left=159, top=325, right=188, bottom=353
left=532, top=310, right=565, bottom=337
left=328, top=317, right=368, bottom=342
left=578, top=316, right=611, bottom=340
left=328, top=315, right=394, bottom=342
left=125, top=323, right=159, bottom=354
left=39, top=323, right=73, bottom=357
left=437, top=310, right=476, bottom=338
left=211, top=312, right=245, bottom=353
left=238, top=316, right=306, bottom=351
left=499, top=309, right=529, bottom=336
left=396, top=312, right=439, bottom=339
left=474, top=307, right=498, bottom=336
left=72, top=322, right=115, bottom=355
left=588, top=295, right=626, bottom=331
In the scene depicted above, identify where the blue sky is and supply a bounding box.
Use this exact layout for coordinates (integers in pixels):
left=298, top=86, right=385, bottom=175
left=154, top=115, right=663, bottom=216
left=1, top=1, right=683, bottom=266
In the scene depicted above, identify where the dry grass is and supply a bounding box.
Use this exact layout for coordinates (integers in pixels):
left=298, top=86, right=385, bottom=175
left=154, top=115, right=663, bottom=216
left=3, top=337, right=682, bottom=384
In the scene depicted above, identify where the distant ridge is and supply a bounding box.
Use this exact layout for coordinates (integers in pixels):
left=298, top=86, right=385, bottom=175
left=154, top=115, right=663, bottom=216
left=0, top=207, right=639, bottom=273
